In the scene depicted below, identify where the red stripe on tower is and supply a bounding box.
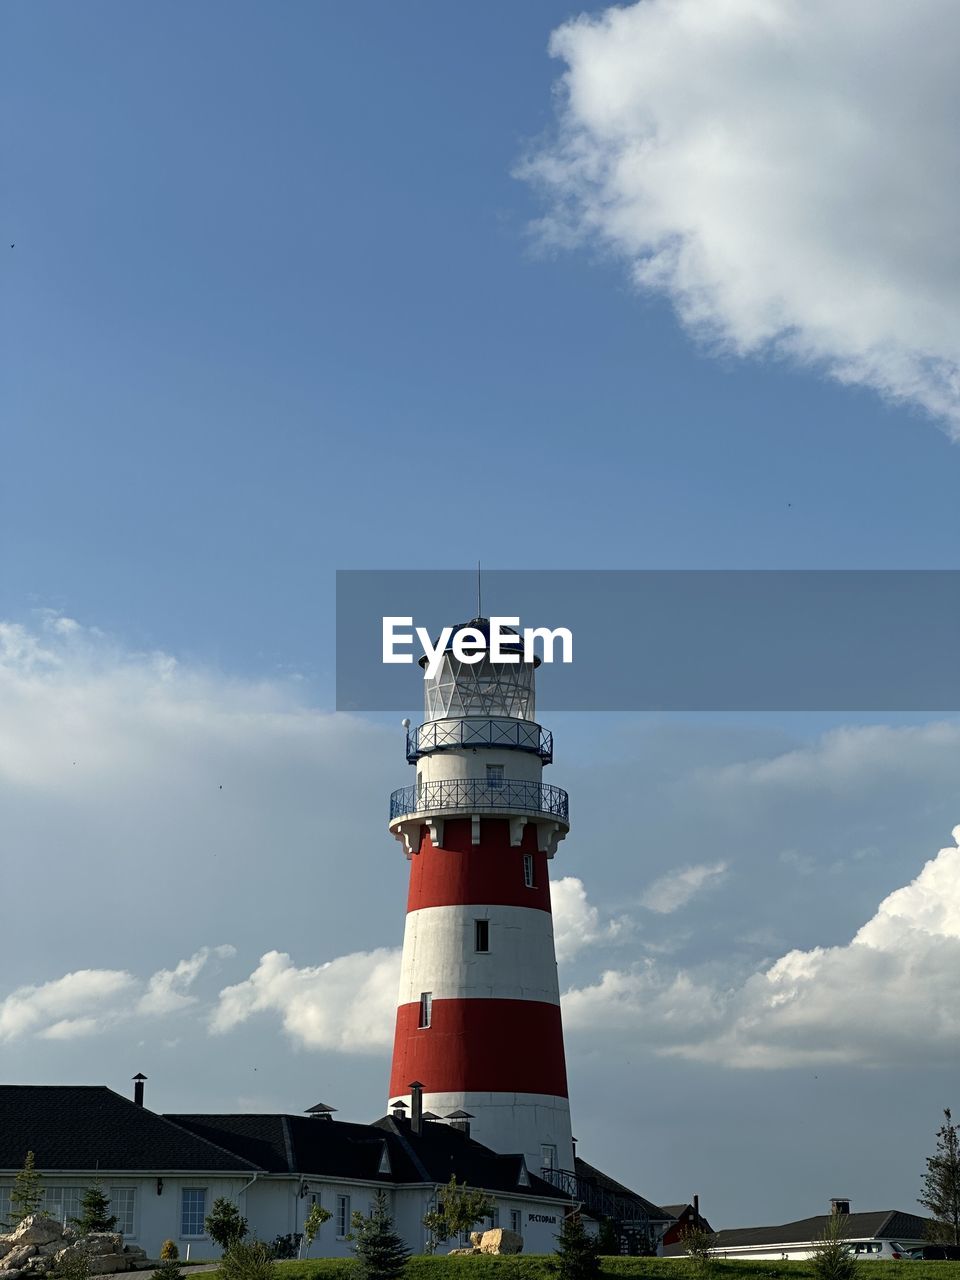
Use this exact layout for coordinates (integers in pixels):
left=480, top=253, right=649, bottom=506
left=388, top=617, right=574, bottom=1178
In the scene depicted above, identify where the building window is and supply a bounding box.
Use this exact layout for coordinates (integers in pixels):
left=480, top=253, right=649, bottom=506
left=418, top=991, right=433, bottom=1028
left=487, top=1208, right=500, bottom=1229
left=45, top=1187, right=83, bottom=1228
left=486, top=764, right=504, bottom=789
left=336, top=1195, right=351, bottom=1239
left=474, top=919, right=490, bottom=952
left=510, top=1210, right=522, bottom=1234
left=181, top=1188, right=206, bottom=1237
left=0, top=1187, right=11, bottom=1230
left=110, top=1188, right=137, bottom=1237
left=541, top=1144, right=558, bottom=1171
left=523, top=853, right=535, bottom=888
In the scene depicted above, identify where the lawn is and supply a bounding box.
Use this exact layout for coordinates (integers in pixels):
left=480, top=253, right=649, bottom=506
left=267, top=1258, right=960, bottom=1280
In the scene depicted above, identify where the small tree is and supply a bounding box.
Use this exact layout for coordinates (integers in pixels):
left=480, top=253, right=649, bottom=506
left=421, top=1176, right=493, bottom=1253
left=555, top=1209, right=601, bottom=1280
left=681, top=1224, right=719, bottom=1278
left=920, top=1108, right=960, bottom=1244
left=304, top=1201, right=332, bottom=1255
left=811, top=1211, right=858, bottom=1280
left=9, top=1150, right=45, bottom=1226
left=351, top=1191, right=410, bottom=1280
left=154, top=1260, right=183, bottom=1280
left=72, top=1180, right=117, bottom=1234
left=159, top=1241, right=179, bottom=1261
left=205, top=1197, right=249, bottom=1251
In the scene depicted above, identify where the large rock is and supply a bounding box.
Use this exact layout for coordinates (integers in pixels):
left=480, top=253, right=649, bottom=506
left=2, top=1246, right=37, bottom=1270
left=12, top=1219, right=62, bottom=1249
left=479, top=1228, right=523, bottom=1255
left=0, top=1241, right=14, bottom=1261
left=78, top=1235, right=124, bottom=1258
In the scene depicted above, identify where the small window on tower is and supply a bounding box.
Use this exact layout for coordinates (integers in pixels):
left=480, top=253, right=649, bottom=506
left=523, top=853, right=535, bottom=888
left=486, top=764, right=504, bottom=789
left=418, top=991, right=433, bottom=1028
left=475, top=919, right=490, bottom=952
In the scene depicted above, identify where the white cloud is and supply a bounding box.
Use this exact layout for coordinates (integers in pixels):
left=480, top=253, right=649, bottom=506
left=640, top=861, right=727, bottom=914
left=137, top=945, right=237, bottom=1016
left=0, top=970, right=136, bottom=1041
left=210, top=948, right=401, bottom=1053
left=209, top=879, right=622, bottom=1050
left=523, top=0, right=960, bottom=430
left=551, top=876, right=624, bottom=960
left=0, top=948, right=235, bottom=1042
left=564, top=824, right=960, bottom=1068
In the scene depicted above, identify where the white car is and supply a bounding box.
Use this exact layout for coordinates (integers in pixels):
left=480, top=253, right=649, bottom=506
left=847, top=1240, right=914, bottom=1260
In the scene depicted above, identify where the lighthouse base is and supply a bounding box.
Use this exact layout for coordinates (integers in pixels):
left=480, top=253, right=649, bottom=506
left=389, top=1090, right=573, bottom=1178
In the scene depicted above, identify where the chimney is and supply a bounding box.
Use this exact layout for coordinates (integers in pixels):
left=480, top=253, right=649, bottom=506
left=446, top=1109, right=474, bottom=1138
left=390, top=1099, right=409, bottom=1124
left=409, top=1081, right=424, bottom=1136
left=132, top=1073, right=147, bottom=1107
left=831, top=1199, right=851, bottom=1217
left=693, top=1195, right=700, bottom=1230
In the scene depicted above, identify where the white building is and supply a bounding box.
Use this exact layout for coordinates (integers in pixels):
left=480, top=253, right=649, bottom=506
left=0, top=1082, right=574, bottom=1259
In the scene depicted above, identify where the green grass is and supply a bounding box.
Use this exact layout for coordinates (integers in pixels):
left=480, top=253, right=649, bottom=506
left=264, top=1258, right=960, bottom=1280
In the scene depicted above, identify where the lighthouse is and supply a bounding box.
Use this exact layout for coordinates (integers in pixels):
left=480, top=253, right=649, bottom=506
left=387, top=617, right=574, bottom=1178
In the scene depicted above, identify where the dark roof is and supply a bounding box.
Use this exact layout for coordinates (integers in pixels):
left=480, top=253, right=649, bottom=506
left=574, top=1156, right=673, bottom=1222
left=169, top=1113, right=571, bottom=1200
left=663, top=1211, right=932, bottom=1253
left=0, top=1087, right=258, bottom=1173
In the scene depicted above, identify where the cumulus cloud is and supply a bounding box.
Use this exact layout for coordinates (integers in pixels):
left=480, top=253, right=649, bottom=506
left=640, top=861, right=727, bottom=914
left=0, top=947, right=235, bottom=1042
left=564, top=824, right=960, bottom=1068
left=522, top=0, right=960, bottom=430
left=210, top=879, right=624, bottom=1050
left=551, top=876, right=624, bottom=960
left=210, top=948, right=401, bottom=1053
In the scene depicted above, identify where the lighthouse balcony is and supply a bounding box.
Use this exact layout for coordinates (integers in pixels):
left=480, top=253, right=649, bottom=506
left=406, top=717, right=553, bottom=764
left=389, top=777, right=569, bottom=824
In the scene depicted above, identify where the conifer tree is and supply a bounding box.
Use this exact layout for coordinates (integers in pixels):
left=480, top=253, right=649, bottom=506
left=72, top=1181, right=117, bottom=1234
left=920, top=1108, right=960, bottom=1245
left=351, top=1191, right=410, bottom=1280
left=555, top=1209, right=601, bottom=1280
left=9, top=1151, right=45, bottom=1226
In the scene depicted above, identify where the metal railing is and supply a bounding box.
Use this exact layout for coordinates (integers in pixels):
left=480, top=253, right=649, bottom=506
left=390, top=778, right=569, bottom=822
left=539, top=1167, right=658, bottom=1231
left=406, top=718, right=553, bottom=764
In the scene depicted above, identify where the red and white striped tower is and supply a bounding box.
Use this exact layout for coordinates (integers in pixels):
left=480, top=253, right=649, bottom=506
left=388, top=618, right=573, bottom=1177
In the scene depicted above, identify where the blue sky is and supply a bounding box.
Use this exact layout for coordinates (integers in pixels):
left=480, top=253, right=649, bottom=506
left=4, top=0, right=960, bottom=1232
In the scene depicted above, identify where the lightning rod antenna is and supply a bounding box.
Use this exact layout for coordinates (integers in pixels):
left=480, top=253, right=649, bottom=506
left=477, top=560, right=482, bottom=620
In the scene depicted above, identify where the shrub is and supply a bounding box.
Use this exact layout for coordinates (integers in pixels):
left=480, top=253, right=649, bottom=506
left=206, top=1197, right=250, bottom=1251
left=160, top=1241, right=180, bottom=1261
left=220, top=1240, right=278, bottom=1280
left=269, top=1234, right=303, bottom=1260
left=811, top=1214, right=858, bottom=1280
left=680, top=1225, right=719, bottom=1278
left=155, top=1260, right=184, bottom=1280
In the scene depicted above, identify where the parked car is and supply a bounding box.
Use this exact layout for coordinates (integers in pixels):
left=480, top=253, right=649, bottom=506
left=847, top=1241, right=915, bottom=1260
left=906, top=1245, right=960, bottom=1260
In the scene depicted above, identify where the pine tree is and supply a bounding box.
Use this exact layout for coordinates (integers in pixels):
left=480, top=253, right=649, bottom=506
left=351, top=1191, right=410, bottom=1280
left=920, top=1108, right=960, bottom=1244
left=9, top=1151, right=45, bottom=1226
left=555, top=1209, right=601, bottom=1280
left=72, top=1181, right=117, bottom=1234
